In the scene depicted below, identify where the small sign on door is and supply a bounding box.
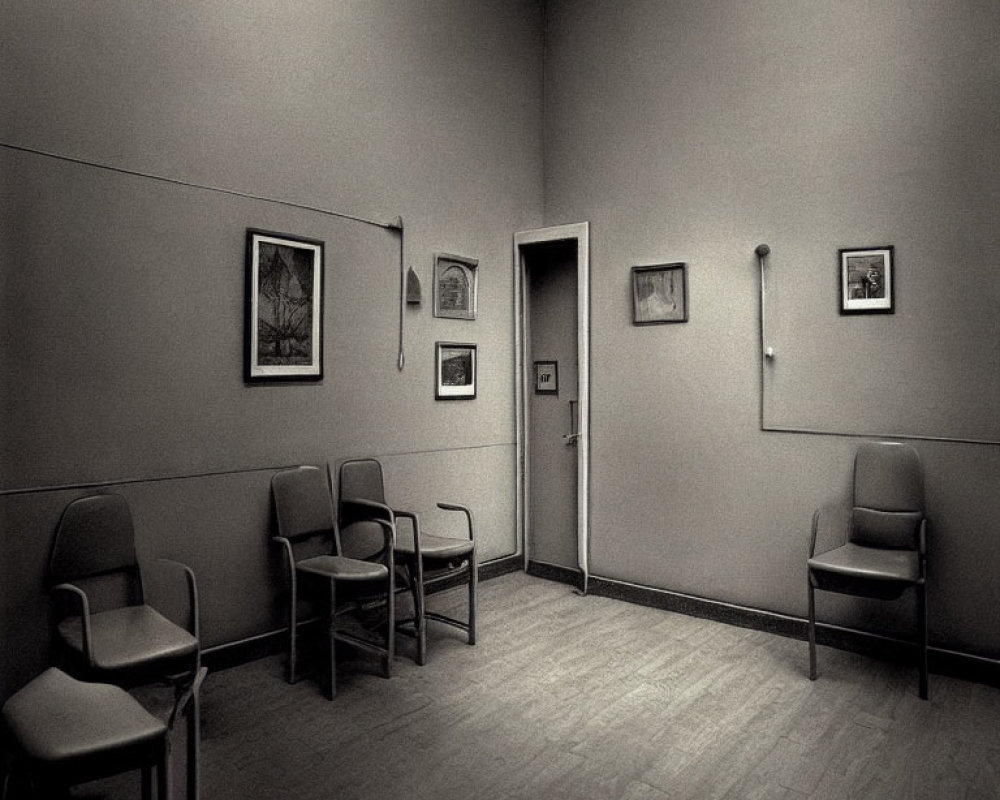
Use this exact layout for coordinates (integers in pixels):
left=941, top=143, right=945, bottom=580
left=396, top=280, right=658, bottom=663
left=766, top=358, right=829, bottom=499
left=534, top=361, right=558, bottom=395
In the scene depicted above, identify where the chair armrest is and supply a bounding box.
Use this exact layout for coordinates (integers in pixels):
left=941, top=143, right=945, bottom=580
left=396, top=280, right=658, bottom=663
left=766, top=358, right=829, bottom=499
left=51, top=582, right=94, bottom=667
left=370, top=518, right=397, bottom=570
left=146, top=558, right=200, bottom=641
left=918, top=518, right=928, bottom=577
left=389, top=509, right=422, bottom=559
left=810, top=503, right=851, bottom=558
left=437, top=502, right=475, bottom=542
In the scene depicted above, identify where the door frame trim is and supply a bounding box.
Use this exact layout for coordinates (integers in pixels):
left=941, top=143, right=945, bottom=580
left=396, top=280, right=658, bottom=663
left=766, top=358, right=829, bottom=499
left=513, top=222, right=590, bottom=592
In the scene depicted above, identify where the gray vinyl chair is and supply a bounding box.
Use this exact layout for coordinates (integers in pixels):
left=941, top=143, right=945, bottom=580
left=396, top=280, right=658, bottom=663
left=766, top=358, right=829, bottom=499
left=336, top=458, right=477, bottom=666
left=807, top=441, right=928, bottom=699
left=47, top=493, right=206, bottom=799
left=271, top=466, right=395, bottom=699
left=2, top=667, right=169, bottom=799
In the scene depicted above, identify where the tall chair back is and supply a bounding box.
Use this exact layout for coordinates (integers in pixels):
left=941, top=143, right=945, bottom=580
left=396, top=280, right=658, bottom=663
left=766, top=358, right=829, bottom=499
left=50, top=494, right=142, bottom=610
left=272, top=466, right=343, bottom=559
left=850, top=441, right=924, bottom=550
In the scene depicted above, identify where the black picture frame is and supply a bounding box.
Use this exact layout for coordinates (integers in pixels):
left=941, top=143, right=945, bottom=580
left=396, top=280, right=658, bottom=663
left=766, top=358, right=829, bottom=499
left=839, top=246, right=894, bottom=315
left=245, top=229, right=324, bottom=382
left=435, top=341, right=477, bottom=400
left=631, top=262, right=689, bottom=325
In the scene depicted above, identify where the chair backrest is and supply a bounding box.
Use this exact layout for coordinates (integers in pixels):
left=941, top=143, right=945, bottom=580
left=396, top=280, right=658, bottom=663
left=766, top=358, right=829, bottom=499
left=49, top=493, right=142, bottom=606
left=271, top=467, right=341, bottom=556
left=336, top=459, right=394, bottom=561
left=850, top=441, right=925, bottom=550
left=338, top=458, right=387, bottom=506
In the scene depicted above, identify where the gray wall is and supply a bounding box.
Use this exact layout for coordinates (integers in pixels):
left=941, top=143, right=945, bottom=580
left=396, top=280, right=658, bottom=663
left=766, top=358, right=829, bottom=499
left=543, top=0, right=1000, bottom=658
left=0, top=0, right=542, bottom=698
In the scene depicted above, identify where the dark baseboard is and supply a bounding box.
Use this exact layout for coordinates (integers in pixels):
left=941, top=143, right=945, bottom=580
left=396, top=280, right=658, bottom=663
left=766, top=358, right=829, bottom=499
left=585, top=574, right=1000, bottom=690
left=204, top=554, right=524, bottom=674
left=525, top=560, right=583, bottom=590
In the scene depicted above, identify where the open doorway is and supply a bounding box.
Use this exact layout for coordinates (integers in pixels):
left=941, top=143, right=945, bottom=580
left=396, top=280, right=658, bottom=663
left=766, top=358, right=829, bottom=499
left=514, top=222, right=590, bottom=593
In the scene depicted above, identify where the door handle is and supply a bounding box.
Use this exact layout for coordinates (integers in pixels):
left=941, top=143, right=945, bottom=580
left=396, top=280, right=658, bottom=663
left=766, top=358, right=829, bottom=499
left=563, top=400, right=579, bottom=446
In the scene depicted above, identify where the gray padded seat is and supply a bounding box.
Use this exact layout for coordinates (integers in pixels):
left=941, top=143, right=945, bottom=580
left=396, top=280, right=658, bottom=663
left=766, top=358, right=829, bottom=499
left=2, top=667, right=169, bottom=799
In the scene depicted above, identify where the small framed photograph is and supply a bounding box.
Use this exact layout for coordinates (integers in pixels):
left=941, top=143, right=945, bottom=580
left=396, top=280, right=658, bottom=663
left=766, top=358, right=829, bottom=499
left=433, top=253, right=478, bottom=320
left=534, top=361, right=558, bottom=395
left=245, top=229, right=323, bottom=382
left=436, top=342, right=477, bottom=400
left=632, top=262, right=688, bottom=325
left=839, top=246, right=894, bottom=315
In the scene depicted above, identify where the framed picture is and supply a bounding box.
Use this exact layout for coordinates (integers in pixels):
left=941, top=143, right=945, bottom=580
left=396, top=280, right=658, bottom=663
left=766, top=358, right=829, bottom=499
left=839, top=246, right=894, bottom=314
left=534, top=361, right=558, bottom=394
left=632, top=262, right=688, bottom=325
left=245, top=229, right=323, bottom=382
left=436, top=342, right=477, bottom=400
left=433, top=253, right=478, bottom=320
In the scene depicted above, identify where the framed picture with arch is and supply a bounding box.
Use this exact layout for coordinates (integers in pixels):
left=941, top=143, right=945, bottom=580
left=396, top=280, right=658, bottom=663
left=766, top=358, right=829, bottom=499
left=433, top=252, right=478, bottom=320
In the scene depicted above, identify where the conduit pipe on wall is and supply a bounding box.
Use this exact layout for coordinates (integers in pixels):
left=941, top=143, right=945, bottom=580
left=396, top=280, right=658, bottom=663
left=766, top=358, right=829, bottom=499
left=754, top=243, right=1000, bottom=446
left=756, top=243, right=773, bottom=430
left=2, top=142, right=412, bottom=371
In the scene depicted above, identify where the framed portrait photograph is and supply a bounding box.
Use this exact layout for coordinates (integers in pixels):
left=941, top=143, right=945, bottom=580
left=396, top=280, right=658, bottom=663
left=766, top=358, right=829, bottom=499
left=839, top=246, right=894, bottom=315
left=534, top=361, right=558, bottom=395
left=433, top=253, right=478, bottom=320
left=632, top=262, right=688, bottom=325
left=245, top=229, right=323, bottom=382
left=435, top=342, right=477, bottom=400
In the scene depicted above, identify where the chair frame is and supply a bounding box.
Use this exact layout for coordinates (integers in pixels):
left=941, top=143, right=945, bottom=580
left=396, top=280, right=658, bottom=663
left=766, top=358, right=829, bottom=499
left=807, top=442, right=928, bottom=700
left=337, top=458, right=477, bottom=666
left=272, top=466, right=396, bottom=699
left=47, top=493, right=205, bottom=799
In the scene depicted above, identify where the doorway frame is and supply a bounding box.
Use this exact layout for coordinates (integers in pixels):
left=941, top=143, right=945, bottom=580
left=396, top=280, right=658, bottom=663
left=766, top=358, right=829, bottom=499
left=513, top=222, right=590, bottom=592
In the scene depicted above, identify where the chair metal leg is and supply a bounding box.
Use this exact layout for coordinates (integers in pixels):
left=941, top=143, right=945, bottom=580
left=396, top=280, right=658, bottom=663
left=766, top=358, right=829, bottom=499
left=158, top=735, right=170, bottom=800
left=287, top=574, right=298, bottom=685
left=808, top=577, right=818, bottom=681
left=187, top=675, right=202, bottom=800
left=327, top=579, right=337, bottom=700
left=385, top=565, right=395, bottom=679
left=467, top=551, right=478, bottom=646
left=142, top=764, right=152, bottom=800
left=917, top=582, right=928, bottom=700
left=414, top=559, right=427, bottom=667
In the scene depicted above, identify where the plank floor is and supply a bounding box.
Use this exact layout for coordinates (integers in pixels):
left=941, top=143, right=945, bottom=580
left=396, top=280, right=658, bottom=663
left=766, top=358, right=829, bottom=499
left=71, top=571, right=1000, bottom=799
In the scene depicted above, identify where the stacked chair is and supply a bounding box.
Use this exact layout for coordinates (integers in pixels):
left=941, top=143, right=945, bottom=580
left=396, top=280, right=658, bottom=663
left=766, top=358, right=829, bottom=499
left=337, top=458, right=477, bottom=667
left=3, top=492, right=205, bottom=799
left=271, top=466, right=395, bottom=699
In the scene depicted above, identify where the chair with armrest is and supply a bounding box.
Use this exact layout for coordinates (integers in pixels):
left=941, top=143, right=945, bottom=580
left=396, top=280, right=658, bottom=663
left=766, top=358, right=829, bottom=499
left=270, top=466, right=395, bottom=699
left=47, top=492, right=206, bottom=798
left=337, top=458, right=476, bottom=667
left=807, top=441, right=928, bottom=699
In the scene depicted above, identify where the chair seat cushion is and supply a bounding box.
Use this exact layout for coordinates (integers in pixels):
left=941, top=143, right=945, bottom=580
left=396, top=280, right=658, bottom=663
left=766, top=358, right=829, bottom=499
left=396, top=533, right=474, bottom=562
left=296, top=554, right=388, bottom=582
left=2, top=668, right=165, bottom=763
left=58, top=605, right=198, bottom=673
left=807, top=543, right=920, bottom=589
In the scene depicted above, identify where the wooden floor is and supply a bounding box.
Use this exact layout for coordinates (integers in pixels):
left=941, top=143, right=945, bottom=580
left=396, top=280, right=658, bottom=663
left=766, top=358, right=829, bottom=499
left=73, top=571, right=1000, bottom=799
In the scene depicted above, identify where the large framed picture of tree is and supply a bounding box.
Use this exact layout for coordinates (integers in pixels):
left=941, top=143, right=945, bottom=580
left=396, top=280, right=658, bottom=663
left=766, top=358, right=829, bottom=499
left=245, top=229, right=324, bottom=382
